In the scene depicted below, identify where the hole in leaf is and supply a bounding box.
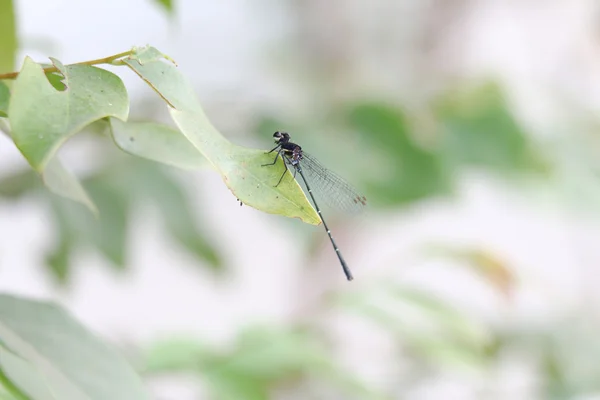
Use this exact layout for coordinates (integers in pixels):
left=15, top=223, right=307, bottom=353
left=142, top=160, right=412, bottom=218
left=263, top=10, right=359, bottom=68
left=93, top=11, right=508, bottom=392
left=45, top=71, right=67, bottom=92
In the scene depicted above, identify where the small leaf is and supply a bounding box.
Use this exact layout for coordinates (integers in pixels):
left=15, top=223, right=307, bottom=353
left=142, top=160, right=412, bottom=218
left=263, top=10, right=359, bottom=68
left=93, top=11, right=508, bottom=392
left=0, top=0, right=17, bottom=74
left=9, top=57, right=129, bottom=170
left=42, top=156, right=98, bottom=216
left=0, top=294, right=150, bottom=399
left=0, top=81, right=9, bottom=117
left=123, top=47, right=320, bottom=224
left=151, top=0, right=174, bottom=15
left=110, top=118, right=208, bottom=170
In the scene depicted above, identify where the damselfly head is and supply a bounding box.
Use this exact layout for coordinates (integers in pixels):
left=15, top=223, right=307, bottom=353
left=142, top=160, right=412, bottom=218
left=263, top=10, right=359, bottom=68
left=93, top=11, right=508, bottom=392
left=273, top=131, right=290, bottom=144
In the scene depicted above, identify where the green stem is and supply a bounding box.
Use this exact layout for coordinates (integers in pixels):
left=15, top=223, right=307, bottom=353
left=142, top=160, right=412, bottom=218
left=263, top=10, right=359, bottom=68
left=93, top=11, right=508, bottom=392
left=0, top=50, right=134, bottom=80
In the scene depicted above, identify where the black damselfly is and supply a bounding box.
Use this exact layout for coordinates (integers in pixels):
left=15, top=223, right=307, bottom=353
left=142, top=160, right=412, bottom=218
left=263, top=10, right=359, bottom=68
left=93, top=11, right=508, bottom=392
left=262, top=131, right=366, bottom=281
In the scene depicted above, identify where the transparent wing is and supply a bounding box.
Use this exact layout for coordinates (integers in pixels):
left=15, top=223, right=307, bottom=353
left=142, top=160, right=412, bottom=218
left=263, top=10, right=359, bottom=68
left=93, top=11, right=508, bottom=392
left=289, top=151, right=367, bottom=214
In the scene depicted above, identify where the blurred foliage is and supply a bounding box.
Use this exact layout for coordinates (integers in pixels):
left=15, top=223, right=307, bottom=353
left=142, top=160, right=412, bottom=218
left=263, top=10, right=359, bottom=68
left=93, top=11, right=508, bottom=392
left=0, top=155, right=222, bottom=284
left=143, top=325, right=388, bottom=400
left=434, top=83, right=545, bottom=173
left=3, top=0, right=600, bottom=399
left=495, top=317, right=600, bottom=399
left=255, top=83, right=547, bottom=210
left=422, top=244, right=516, bottom=297
left=336, top=284, right=494, bottom=369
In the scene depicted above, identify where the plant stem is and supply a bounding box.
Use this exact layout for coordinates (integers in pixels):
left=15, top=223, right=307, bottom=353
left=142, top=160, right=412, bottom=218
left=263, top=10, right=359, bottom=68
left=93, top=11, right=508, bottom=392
left=0, top=50, right=134, bottom=80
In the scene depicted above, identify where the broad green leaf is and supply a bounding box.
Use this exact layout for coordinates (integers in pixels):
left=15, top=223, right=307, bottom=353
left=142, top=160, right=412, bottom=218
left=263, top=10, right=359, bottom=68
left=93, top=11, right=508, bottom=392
left=0, top=81, right=9, bottom=117
left=109, top=118, right=208, bottom=170
left=0, top=294, right=150, bottom=400
left=123, top=46, right=320, bottom=224
left=9, top=57, right=129, bottom=170
left=43, top=157, right=98, bottom=216
left=0, top=0, right=17, bottom=74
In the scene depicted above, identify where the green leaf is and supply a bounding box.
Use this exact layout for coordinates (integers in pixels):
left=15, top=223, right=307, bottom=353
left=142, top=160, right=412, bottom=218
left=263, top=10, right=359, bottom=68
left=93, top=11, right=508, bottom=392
left=0, top=81, right=9, bottom=117
left=9, top=57, right=129, bottom=170
left=132, top=163, right=222, bottom=269
left=0, top=0, right=17, bottom=74
left=83, top=178, right=129, bottom=267
left=123, top=46, right=320, bottom=225
left=0, top=169, right=40, bottom=199
left=0, top=294, right=150, bottom=399
left=45, top=174, right=130, bottom=282
left=109, top=118, right=208, bottom=170
left=435, top=83, right=542, bottom=173
left=347, top=103, right=450, bottom=205
left=42, top=157, right=98, bottom=216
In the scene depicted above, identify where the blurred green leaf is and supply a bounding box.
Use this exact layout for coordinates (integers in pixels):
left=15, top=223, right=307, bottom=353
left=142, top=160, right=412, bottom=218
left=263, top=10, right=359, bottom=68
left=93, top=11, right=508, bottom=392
left=84, top=177, right=129, bottom=267
left=347, top=103, right=450, bottom=205
left=45, top=228, right=73, bottom=282
left=123, top=46, right=320, bottom=225
left=41, top=156, right=225, bottom=282
left=133, top=162, right=222, bottom=269
left=0, top=81, right=9, bottom=117
left=43, top=156, right=98, bottom=216
left=0, top=0, right=16, bottom=74
left=0, top=169, right=40, bottom=199
left=152, top=0, right=174, bottom=15
left=9, top=57, right=129, bottom=170
left=435, top=83, right=543, bottom=173
left=0, top=294, right=150, bottom=399
left=45, top=172, right=130, bottom=283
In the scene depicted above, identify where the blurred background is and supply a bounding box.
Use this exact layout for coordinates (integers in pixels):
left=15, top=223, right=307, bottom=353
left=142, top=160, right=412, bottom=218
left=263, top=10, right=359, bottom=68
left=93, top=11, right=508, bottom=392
left=2, top=0, right=600, bottom=399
